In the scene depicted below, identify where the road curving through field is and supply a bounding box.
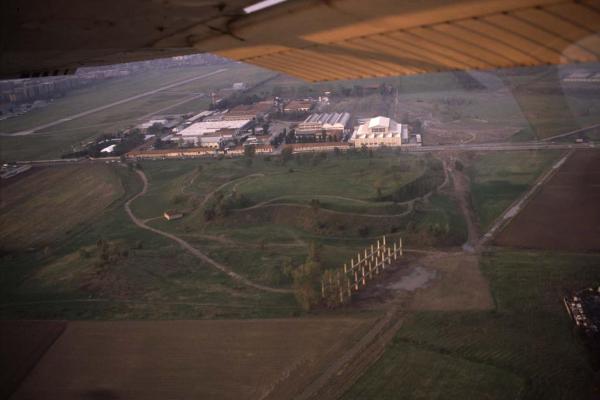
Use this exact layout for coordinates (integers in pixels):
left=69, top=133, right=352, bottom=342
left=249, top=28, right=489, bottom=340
left=125, top=169, right=292, bottom=294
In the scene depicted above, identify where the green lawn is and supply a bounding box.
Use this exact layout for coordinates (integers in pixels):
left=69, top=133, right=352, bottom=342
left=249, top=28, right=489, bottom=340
left=233, top=156, right=425, bottom=203
left=467, top=150, right=563, bottom=230
left=343, top=250, right=600, bottom=400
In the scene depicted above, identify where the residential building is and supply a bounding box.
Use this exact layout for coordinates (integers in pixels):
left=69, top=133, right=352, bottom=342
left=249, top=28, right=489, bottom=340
left=127, top=147, right=216, bottom=159
left=226, top=144, right=273, bottom=156
left=286, top=142, right=352, bottom=153
left=350, top=116, right=406, bottom=147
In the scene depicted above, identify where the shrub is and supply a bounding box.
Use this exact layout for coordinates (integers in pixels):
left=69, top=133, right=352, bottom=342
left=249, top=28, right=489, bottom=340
left=358, top=225, right=370, bottom=237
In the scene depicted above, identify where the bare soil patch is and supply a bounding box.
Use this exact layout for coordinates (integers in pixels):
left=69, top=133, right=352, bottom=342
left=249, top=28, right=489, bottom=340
left=409, top=253, right=494, bottom=311
left=349, top=252, right=493, bottom=312
left=10, top=318, right=373, bottom=400
left=495, top=150, right=600, bottom=251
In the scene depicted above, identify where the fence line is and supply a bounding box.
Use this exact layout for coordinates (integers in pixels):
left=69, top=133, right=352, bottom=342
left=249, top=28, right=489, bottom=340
left=321, top=235, right=403, bottom=306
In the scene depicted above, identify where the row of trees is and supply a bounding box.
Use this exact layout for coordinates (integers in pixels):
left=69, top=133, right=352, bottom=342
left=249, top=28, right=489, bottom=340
left=291, top=242, right=323, bottom=311
left=209, top=93, right=263, bottom=111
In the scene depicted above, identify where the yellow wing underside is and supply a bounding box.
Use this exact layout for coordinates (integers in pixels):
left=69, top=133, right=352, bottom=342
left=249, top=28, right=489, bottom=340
left=2, top=0, right=600, bottom=80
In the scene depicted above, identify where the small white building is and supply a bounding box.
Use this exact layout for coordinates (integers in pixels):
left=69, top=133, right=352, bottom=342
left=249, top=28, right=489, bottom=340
left=350, top=116, right=406, bottom=147
left=164, top=210, right=183, bottom=220
left=100, top=144, right=117, bottom=153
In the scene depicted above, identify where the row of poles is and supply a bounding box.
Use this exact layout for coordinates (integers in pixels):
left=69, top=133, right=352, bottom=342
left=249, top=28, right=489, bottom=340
left=321, top=236, right=403, bottom=306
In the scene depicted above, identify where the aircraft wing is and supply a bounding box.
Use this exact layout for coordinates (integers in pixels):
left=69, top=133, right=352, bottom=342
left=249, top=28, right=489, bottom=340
left=2, top=0, right=600, bottom=81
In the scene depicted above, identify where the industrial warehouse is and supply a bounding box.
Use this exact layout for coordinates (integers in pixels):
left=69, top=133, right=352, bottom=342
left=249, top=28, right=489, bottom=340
left=296, top=112, right=351, bottom=141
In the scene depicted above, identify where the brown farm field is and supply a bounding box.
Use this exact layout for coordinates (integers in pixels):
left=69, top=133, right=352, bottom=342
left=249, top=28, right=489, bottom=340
left=495, top=150, right=600, bottom=251
left=10, top=317, right=374, bottom=400
left=0, top=320, right=66, bottom=400
left=0, top=165, right=123, bottom=251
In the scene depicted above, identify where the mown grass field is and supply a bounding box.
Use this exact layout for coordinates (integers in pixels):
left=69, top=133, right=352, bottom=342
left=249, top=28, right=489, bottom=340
left=343, top=250, right=600, bottom=400
left=467, top=150, right=563, bottom=230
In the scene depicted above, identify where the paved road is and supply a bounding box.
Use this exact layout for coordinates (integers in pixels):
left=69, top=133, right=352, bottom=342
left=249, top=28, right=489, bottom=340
left=540, top=123, right=600, bottom=142
left=4, top=69, right=227, bottom=136
left=401, top=141, right=596, bottom=152
left=124, top=169, right=292, bottom=294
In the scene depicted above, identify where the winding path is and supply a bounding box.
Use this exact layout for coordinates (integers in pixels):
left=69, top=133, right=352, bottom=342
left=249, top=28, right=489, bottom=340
left=200, top=173, right=265, bottom=208
left=234, top=164, right=450, bottom=219
left=125, top=169, right=292, bottom=294
left=238, top=202, right=414, bottom=219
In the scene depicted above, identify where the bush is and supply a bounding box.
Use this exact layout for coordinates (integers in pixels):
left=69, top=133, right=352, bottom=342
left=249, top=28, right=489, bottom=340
left=172, top=194, right=189, bottom=205
left=358, top=225, right=370, bottom=237
left=79, top=248, right=90, bottom=259
left=203, top=206, right=216, bottom=221
left=292, top=259, right=322, bottom=311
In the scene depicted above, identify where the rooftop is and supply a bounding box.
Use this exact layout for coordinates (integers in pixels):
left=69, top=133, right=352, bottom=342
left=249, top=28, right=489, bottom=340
left=368, top=116, right=390, bottom=129
left=304, top=112, right=350, bottom=125
left=179, top=119, right=251, bottom=137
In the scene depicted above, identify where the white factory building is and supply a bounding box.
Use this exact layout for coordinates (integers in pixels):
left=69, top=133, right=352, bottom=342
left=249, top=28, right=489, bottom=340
left=178, top=119, right=251, bottom=148
left=349, top=116, right=407, bottom=147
